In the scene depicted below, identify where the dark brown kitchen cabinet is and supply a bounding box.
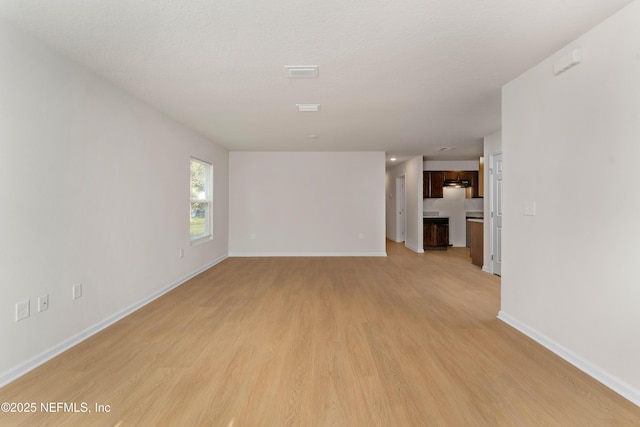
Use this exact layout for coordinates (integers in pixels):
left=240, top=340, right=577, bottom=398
left=469, top=220, right=483, bottom=267
left=425, top=170, right=481, bottom=198
left=423, top=171, right=444, bottom=198
left=461, top=171, right=480, bottom=199
left=423, top=218, right=449, bottom=250
left=443, top=171, right=458, bottom=181
left=443, top=170, right=480, bottom=198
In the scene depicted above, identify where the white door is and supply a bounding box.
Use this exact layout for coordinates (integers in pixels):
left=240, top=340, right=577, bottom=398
left=491, top=153, right=503, bottom=275
left=396, top=176, right=405, bottom=242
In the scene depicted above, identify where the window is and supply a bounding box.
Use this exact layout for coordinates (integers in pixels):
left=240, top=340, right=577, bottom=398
left=190, top=158, right=213, bottom=243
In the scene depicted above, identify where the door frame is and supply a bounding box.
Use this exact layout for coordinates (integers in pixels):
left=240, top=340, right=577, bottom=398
left=396, top=175, right=406, bottom=243
left=490, top=152, right=502, bottom=275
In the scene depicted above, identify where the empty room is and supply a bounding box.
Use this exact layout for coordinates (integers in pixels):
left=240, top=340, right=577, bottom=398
left=1, top=0, right=639, bottom=425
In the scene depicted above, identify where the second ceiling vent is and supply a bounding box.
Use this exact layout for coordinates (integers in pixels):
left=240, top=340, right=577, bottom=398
left=285, top=65, right=319, bottom=78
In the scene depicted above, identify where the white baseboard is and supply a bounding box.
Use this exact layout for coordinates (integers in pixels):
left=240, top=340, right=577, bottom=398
left=497, top=311, right=640, bottom=407
left=404, top=242, right=424, bottom=253
left=229, top=252, right=387, bottom=257
left=0, top=254, right=228, bottom=389
left=482, top=265, right=492, bottom=274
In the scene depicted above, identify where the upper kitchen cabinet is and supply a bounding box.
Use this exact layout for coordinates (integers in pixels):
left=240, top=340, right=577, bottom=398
left=478, top=157, right=485, bottom=198
left=423, top=171, right=444, bottom=198
left=461, top=171, right=480, bottom=199
left=442, top=171, right=481, bottom=198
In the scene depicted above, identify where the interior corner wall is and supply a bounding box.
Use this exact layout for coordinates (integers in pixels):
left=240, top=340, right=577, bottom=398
left=500, top=0, right=640, bottom=404
left=386, top=156, right=423, bottom=253
left=483, top=131, right=501, bottom=270
left=423, top=160, right=479, bottom=171
left=0, top=20, right=229, bottom=384
left=228, top=152, right=386, bottom=256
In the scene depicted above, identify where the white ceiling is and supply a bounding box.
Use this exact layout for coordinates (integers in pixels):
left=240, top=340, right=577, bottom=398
left=0, top=0, right=633, bottom=167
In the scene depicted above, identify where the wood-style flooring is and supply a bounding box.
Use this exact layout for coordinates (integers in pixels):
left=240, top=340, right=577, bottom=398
left=1, top=241, right=639, bottom=426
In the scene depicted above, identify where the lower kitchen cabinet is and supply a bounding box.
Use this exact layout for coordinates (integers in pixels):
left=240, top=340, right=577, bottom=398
left=424, top=218, right=449, bottom=250
left=469, top=219, right=483, bottom=267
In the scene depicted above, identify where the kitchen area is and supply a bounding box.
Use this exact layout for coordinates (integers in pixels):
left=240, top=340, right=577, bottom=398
left=422, top=159, right=484, bottom=268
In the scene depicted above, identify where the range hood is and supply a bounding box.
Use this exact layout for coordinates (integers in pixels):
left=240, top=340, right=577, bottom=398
left=443, top=175, right=471, bottom=188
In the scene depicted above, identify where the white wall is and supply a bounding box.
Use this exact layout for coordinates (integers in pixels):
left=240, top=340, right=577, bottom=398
left=229, top=152, right=385, bottom=256
left=500, top=0, right=640, bottom=405
left=0, top=20, right=229, bottom=385
left=483, top=131, right=501, bottom=270
left=423, top=160, right=479, bottom=171
left=386, top=156, right=423, bottom=253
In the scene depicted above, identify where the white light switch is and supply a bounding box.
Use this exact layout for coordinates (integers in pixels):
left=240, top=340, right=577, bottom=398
left=523, top=201, right=536, bottom=216
left=38, top=294, right=49, bottom=312
left=73, top=283, right=83, bottom=300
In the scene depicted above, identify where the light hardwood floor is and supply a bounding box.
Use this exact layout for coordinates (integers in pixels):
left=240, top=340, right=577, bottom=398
left=1, top=241, right=639, bottom=426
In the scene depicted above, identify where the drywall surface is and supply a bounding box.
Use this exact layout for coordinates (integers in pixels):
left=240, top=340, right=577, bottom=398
left=423, top=160, right=479, bottom=171
left=0, top=20, right=229, bottom=381
left=229, top=152, right=386, bottom=256
left=501, top=1, right=640, bottom=403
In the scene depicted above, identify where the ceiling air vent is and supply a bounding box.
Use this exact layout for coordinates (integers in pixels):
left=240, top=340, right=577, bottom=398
left=285, top=65, right=319, bottom=78
left=297, top=104, right=320, bottom=112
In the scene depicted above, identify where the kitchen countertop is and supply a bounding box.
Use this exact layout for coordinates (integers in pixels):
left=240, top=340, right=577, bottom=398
left=465, top=211, right=484, bottom=219
left=424, top=217, right=449, bottom=226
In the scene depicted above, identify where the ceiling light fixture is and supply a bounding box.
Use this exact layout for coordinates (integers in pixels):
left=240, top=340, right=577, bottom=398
left=437, top=147, right=455, bottom=152
left=390, top=157, right=397, bottom=161
left=285, top=65, right=319, bottom=78
left=297, top=104, right=320, bottom=112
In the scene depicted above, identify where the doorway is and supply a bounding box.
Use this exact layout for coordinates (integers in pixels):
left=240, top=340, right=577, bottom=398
left=396, top=176, right=406, bottom=242
left=491, top=152, right=502, bottom=275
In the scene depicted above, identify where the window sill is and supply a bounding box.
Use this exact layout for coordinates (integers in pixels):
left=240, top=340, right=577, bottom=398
left=190, top=235, right=213, bottom=246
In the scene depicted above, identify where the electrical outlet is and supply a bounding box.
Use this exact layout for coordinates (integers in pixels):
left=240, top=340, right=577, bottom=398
left=523, top=201, right=537, bottom=216
left=15, top=300, right=30, bottom=322
left=38, top=294, right=49, bottom=312
left=73, top=284, right=82, bottom=300
left=178, top=248, right=184, bottom=258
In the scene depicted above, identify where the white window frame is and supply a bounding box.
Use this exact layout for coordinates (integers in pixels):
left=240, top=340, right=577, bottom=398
left=190, top=157, right=213, bottom=244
